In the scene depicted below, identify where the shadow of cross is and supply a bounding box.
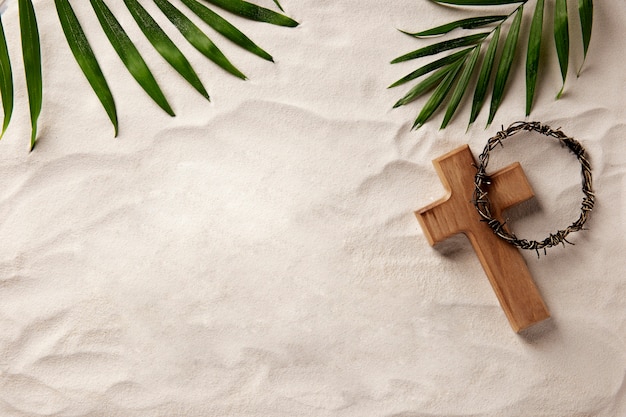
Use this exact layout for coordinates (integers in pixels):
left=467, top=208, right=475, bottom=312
left=416, top=145, right=550, bottom=332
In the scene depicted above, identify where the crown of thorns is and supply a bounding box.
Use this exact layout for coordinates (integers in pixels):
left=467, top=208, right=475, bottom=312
left=473, top=121, right=595, bottom=256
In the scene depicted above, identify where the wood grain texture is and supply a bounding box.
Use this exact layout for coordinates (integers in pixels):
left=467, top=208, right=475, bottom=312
left=416, top=145, right=549, bottom=332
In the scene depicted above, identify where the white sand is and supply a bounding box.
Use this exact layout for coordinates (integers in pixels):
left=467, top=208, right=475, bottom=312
left=0, top=1, right=624, bottom=416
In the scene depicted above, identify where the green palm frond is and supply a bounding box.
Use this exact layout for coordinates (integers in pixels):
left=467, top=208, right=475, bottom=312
left=6, top=0, right=298, bottom=151
left=391, top=0, right=594, bottom=130
left=0, top=14, right=14, bottom=140
left=19, top=0, right=42, bottom=150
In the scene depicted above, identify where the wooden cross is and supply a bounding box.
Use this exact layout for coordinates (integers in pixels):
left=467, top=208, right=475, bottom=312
left=416, top=145, right=550, bottom=332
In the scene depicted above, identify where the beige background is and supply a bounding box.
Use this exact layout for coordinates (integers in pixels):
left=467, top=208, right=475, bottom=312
left=0, top=1, right=624, bottom=416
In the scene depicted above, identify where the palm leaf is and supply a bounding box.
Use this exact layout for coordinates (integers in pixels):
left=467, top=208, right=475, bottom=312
left=0, top=1, right=297, bottom=149
left=389, top=48, right=471, bottom=88
left=394, top=64, right=458, bottom=108
left=155, top=0, right=246, bottom=80
left=392, top=33, right=488, bottom=63
left=526, top=0, right=544, bottom=116
left=487, top=5, right=522, bottom=125
left=441, top=45, right=480, bottom=129
left=404, top=15, right=506, bottom=37
left=413, top=59, right=464, bottom=129
left=393, top=0, right=596, bottom=130
left=200, top=0, right=298, bottom=27
left=125, top=0, right=210, bottom=100
left=469, top=25, right=499, bottom=126
left=91, top=0, right=175, bottom=116
left=272, top=0, right=285, bottom=12
left=578, top=0, right=593, bottom=73
left=180, top=0, right=273, bottom=61
left=430, top=0, right=524, bottom=4
left=55, top=0, right=118, bottom=136
left=554, top=0, right=569, bottom=98
left=0, top=16, right=13, bottom=139
left=19, top=0, right=42, bottom=151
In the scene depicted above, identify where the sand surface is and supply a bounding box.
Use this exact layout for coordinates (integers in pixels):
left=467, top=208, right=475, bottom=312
left=0, top=1, right=624, bottom=416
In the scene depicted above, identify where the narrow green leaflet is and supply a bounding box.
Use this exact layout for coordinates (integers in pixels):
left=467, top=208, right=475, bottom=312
left=155, top=0, right=246, bottom=80
left=441, top=45, right=480, bottom=129
left=430, top=0, right=524, bottom=4
left=124, top=0, right=209, bottom=101
left=578, top=0, right=593, bottom=73
left=413, top=60, right=463, bottom=129
left=180, top=0, right=273, bottom=61
left=406, top=15, right=506, bottom=37
left=19, top=0, right=42, bottom=151
left=554, top=0, right=569, bottom=98
left=389, top=48, right=471, bottom=88
left=487, top=5, right=522, bottom=126
left=201, top=0, right=298, bottom=27
left=272, top=0, right=284, bottom=12
left=394, top=65, right=454, bottom=108
left=55, top=0, right=118, bottom=136
left=391, top=32, right=488, bottom=63
left=90, top=0, right=174, bottom=116
left=0, top=17, right=13, bottom=138
left=526, top=0, right=544, bottom=116
left=469, top=25, right=499, bottom=126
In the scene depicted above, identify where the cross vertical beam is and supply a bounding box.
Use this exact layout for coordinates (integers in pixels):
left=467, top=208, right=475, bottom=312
left=416, top=145, right=549, bottom=332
